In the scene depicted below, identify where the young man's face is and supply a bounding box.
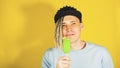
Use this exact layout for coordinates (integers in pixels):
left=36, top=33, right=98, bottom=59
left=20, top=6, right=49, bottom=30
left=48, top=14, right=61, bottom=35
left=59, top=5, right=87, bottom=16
left=62, top=15, right=83, bottom=43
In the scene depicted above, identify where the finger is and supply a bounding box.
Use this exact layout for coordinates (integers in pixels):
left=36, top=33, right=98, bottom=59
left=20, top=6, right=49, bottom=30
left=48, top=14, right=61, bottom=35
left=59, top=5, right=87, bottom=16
left=61, top=60, right=70, bottom=65
left=61, top=56, right=71, bottom=61
left=62, top=63, right=70, bottom=68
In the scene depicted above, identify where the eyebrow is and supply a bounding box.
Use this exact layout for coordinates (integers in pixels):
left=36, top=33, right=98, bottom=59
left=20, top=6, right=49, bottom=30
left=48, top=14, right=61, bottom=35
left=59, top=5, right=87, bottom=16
left=71, top=20, right=76, bottom=23
left=62, top=20, right=76, bottom=23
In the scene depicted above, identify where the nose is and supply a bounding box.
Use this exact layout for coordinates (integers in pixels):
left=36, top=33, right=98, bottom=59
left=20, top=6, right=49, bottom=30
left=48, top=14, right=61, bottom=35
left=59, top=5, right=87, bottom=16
left=66, top=25, right=72, bottom=31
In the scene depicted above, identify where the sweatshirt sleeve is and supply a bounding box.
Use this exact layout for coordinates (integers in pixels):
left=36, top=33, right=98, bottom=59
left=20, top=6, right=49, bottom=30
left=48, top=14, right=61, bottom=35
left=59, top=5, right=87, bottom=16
left=101, top=48, right=114, bottom=68
left=41, top=50, right=51, bottom=68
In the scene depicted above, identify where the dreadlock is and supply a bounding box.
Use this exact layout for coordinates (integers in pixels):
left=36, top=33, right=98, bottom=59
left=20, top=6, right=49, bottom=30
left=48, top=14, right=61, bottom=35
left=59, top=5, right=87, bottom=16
left=54, top=17, right=63, bottom=49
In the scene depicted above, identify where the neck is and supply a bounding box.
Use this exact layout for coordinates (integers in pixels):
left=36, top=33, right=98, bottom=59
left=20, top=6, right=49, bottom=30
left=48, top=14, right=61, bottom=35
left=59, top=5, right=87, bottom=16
left=70, top=39, right=85, bottom=50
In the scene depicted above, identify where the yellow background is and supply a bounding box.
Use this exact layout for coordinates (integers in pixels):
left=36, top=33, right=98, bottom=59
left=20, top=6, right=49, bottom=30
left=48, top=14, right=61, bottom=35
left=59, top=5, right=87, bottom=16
left=0, top=0, right=120, bottom=68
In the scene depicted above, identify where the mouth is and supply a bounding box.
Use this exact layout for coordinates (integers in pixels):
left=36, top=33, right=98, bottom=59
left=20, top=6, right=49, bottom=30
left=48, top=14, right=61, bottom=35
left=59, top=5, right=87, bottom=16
left=65, top=34, right=74, bottom=37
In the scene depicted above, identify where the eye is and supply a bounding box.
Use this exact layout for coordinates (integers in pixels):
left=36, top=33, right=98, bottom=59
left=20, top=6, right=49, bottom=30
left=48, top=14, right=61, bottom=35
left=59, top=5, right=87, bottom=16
left=73, top=23, right=76, bottom=24
left=71, top=22, right=76, bottom=25
left=62, top=24, right=66, bottom=28
left=62, top=24, right=66, bottom=26
left=71, top=21, right=76, bottom=25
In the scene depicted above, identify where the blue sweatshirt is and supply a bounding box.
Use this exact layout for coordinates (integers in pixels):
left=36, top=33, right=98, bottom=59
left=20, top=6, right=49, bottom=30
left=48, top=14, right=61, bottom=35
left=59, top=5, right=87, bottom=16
left=41, top=42, right=114, bottom=68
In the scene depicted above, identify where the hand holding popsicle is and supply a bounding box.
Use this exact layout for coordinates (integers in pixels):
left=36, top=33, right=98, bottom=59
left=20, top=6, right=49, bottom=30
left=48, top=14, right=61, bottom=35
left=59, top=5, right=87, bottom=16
left=56, top=56, right=71, bottom=68
left=56, top=37, right=71, bottom=68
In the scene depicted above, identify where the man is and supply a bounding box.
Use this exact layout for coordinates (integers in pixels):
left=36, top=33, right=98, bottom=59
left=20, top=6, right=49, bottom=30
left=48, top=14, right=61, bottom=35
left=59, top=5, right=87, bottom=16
left=41, top=6, right=114, bottom=68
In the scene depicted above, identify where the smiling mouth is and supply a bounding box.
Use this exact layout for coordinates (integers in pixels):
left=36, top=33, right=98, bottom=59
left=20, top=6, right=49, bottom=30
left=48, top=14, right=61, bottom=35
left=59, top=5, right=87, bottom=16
left=66, top=34, right=74, bottom=37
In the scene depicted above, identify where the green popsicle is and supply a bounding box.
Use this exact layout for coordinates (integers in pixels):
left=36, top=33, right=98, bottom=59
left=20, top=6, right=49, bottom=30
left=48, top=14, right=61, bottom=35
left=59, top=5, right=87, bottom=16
left=62, top=37, right=71, bottom=55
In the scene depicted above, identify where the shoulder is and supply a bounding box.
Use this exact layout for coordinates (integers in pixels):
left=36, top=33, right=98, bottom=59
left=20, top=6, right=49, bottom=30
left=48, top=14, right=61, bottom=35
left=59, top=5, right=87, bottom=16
left=43, top=47, right=60, bottom=57
left=86, top=42, right=110, bottom=54
left=86, top=42, right=112, bottom=59
left=45, top=47, right=59, bottom=53
left=85, top=42, right=114, bottom=68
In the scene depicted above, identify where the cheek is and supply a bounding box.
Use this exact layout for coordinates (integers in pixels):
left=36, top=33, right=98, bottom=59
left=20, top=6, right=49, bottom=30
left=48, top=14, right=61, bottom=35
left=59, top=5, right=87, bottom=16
left=73, top=27, right=80, bottom=32
left=62, top=29, right=66, bottom=36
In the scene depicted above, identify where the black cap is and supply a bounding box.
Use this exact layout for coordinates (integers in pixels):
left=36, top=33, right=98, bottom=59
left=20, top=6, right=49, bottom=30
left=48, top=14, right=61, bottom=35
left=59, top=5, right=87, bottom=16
left=54, top=6, right=82, bottom=23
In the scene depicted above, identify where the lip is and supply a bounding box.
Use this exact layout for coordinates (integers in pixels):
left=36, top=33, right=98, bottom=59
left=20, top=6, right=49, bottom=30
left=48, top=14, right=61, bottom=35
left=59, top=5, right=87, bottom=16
left=65, top=34, right=74, bottom=37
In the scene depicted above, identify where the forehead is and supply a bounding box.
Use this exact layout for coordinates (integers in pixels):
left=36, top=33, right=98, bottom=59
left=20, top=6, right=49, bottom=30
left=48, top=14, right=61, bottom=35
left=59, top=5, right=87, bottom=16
left=63, top=15, right=80, bottom=22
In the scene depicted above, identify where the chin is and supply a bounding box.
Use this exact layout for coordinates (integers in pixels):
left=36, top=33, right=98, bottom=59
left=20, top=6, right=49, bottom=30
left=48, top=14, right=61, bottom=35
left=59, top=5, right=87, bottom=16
left=70, top=39, right=76, bottom=43
left=69, top=38, right=76, bottom=42
left=70, top=37, right=79, bottom=43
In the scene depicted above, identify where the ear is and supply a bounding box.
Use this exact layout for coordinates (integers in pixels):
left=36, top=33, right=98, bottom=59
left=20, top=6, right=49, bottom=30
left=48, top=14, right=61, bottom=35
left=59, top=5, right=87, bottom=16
left=80, top=23, right=84, bottom=30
